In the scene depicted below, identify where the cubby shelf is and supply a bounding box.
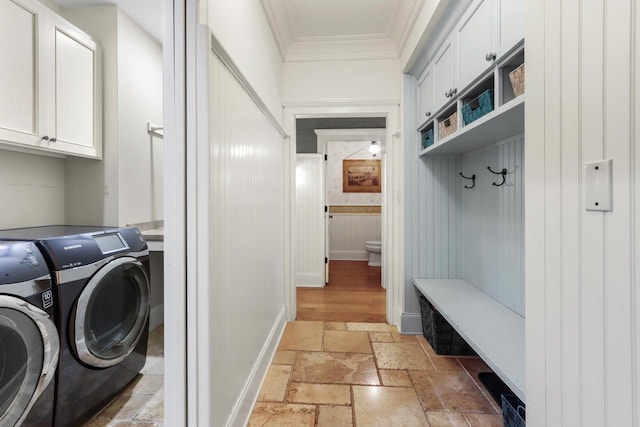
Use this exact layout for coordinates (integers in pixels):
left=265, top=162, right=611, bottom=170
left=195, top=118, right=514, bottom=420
left=419, top=95, right=524, bottom=157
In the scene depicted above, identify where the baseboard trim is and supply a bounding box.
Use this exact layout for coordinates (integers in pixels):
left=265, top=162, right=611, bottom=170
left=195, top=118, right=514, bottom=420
left=296, top=273, right=324, bottom=287
left=149, top=304, right=164, bottom=331
left=227, top=306, right=287, bottom=427
left=400, top=312, right=423, bottom=334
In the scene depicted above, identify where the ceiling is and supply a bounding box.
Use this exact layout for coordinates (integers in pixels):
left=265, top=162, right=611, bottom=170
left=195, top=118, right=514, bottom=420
left=53, top=0, right=164, bottom=43
left=50, top=0, right=424, bottom=60
left=261, top=0, right=425, bottom=61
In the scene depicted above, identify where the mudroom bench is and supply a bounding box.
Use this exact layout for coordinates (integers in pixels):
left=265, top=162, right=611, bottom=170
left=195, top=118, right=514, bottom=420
left=413, top=278, right=525, bottom=401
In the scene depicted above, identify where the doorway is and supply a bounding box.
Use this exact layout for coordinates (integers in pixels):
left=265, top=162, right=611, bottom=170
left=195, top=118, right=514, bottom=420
left=284, top=107, right=402, bottom=326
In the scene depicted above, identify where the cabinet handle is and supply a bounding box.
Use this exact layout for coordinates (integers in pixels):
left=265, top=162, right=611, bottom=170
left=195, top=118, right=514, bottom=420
left=425, top=112, right=432, bottom=117
left=41, top=135, right=49, bottom=141
left=485, top=52, right=496, bottom=61
left=50, top=137, right=57, bottom=143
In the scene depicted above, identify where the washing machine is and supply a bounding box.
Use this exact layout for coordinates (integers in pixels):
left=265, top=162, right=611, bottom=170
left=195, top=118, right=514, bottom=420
left=0, top=241, right=59, bottom=427
left=0, top=226, right=151, bottom=427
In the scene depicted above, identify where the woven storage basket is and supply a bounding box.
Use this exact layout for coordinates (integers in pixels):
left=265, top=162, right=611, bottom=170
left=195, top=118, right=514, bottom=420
left=421, top=128, right=434, bottom=150
left=509, top=63, right=525, bottom=97
left=438, top=112, right=457, bottom=139
left=418, top=294, right=476, bottom=356
left=461, top=89, right=494, bottom=125
left=501, top=394, right=526, bottom=427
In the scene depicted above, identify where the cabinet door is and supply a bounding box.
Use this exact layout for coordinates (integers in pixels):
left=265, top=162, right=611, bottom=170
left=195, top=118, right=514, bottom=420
left=457, top=0, right=493, bottom=91
left=433, top=36, right=456, bottom=112
left=417, top=65, right=434, bottom=124
left=495, top=0, right=524, bottom=57
left=0, top=0, right=47, bottom=147
left=51, top=18, right=101, bottom=158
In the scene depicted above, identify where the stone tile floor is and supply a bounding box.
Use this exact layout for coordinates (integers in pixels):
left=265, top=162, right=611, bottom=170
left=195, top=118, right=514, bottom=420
left=249, top=321, right=504, bottom=427
left=84, top=325, right=164, bottom=427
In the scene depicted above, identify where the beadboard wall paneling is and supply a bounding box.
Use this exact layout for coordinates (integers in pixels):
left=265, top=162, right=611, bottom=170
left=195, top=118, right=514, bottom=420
left=527, top=0, right=639, bottom=424
left=199, top=41, right=286, bottom=426
left=417, top=155, right=463, bottom=282
left=462, top=135, right=524, bottom=315
left=329, top=213, right=381, bottom=260
left=295, top=154, right=325, bottom=286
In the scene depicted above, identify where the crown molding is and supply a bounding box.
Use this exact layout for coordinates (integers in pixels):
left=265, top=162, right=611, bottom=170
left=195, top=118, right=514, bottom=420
left=285, top=38, right=399, bottom=62
left=261, top=0, right=426, bottom=63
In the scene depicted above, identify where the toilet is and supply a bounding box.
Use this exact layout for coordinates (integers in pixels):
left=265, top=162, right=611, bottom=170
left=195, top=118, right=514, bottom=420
left=365, top=241, right=382, bottom=267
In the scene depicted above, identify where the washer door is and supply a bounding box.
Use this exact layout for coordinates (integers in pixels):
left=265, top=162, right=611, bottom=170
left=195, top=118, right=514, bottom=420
left=74, top=257, right=150, bottom=368
left=0, top=296, right=59, bottom=427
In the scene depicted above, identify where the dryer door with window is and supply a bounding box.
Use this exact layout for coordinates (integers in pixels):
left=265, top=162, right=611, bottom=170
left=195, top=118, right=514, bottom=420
left=74, top=257, right=150, bottom=368
left=0, top=296, right=59, bottom=427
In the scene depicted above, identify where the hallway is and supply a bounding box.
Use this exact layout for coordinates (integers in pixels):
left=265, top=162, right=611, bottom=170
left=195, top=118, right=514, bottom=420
left=248, top=321, right=503, bottom=426
left=297, top=261, right=386, bottom=323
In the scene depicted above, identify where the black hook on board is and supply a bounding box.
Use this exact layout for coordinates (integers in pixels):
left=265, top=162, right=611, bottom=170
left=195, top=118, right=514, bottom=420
left=487, top=166, right=507, bottom=186
left=459, top=172, right=476, bottom=189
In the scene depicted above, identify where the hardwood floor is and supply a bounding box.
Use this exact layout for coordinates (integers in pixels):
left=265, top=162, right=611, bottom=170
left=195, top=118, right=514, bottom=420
left=296, top=260, right=386, bottom=323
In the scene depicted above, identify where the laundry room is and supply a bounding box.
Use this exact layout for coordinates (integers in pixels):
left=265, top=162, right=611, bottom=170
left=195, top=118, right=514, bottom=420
left=0, top=0, right=165, bottom=425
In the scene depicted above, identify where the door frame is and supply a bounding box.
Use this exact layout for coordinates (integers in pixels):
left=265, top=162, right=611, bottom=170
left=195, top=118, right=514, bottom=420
left=283, top=103, right=403, bottom=326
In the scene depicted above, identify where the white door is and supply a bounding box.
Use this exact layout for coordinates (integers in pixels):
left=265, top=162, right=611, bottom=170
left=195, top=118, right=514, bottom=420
left=433, top=36, right=456, bottom=112
left=457, top=0, right=494, bottom=91
left=295, top=154, right=326, bottom=287
left=495, top=0, right=524, bottom=57
left=417, top=64, right=434, bottom=124
left=51, top=18, right=101, bottom=158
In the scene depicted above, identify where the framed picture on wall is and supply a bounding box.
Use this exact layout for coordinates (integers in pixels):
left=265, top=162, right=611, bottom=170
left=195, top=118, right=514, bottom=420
left=343, top=159, right=382, bottom=193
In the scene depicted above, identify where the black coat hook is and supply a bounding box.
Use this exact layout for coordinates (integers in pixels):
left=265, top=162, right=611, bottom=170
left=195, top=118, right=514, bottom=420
left=459, top=172, right=476, bottom=189
left=487, top=166, right=507, bottom=186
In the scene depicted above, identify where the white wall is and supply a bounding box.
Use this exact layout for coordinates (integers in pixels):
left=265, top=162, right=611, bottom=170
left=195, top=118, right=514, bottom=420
left=195, top=33, right=287, bottom=426
left=204, top=0, right=283, bottom=122
left=327, top=141, right=382, bottom=206
left=62, top=6, right=163, bottom=226
left=116, top=10, right=164, bottom=226
left=283, top=59, right=401, bottom=103
left=330, top=214, right=381, bottom=260
left=0, top=150, right=65, bottom=228
left=527, top=0, right=640, bottom=425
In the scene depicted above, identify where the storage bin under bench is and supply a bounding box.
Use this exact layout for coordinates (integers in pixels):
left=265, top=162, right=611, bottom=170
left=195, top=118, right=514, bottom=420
left=413, top=278, right=526, bottom=402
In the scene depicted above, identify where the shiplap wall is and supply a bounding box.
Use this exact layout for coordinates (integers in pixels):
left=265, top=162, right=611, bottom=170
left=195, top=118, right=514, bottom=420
left=405, top=152, right=463, bottom=319
left=329, top=213, right=381, bottom=260
left=416, top=156, right=464, bottom=281
left=462, top=135, right=524, bottom=315
left=199, top=42, right=286, bottom=426
left=527, top=0, right=640, bottom=425
left=295, top=154, right=325, bottom=286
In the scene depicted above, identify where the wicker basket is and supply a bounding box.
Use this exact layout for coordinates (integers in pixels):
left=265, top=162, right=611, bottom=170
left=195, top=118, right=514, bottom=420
left=421, top=128, right=434, bottom=150
left=501, top=394, right=526, bottom=427
left=509, top=63, right=525, bottom=97
left=438, top=112, right=457, bottom=139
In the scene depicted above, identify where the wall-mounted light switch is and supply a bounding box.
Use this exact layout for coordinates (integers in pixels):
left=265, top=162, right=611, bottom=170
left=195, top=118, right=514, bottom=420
left=584, top=159, right=612, bottom=211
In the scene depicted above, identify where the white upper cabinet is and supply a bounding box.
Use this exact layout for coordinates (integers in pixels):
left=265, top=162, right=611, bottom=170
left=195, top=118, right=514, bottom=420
left=456, top=0, right=494, bottom=91
left=494, top=0, right=524, bottom=57
left=51, top=17, right=101, bottom=157
left=432, top=36, right=457, bottom=113
left=0, top=0, right=47, bottom=147
left=417, top=64, right=434, bottom=124
left=0, top=0, right=101, bottom=158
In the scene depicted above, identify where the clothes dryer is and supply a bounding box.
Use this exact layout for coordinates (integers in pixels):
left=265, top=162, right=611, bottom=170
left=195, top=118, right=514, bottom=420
left=0, top=226, right=150, bottom=427
left=0, top=241, right=59, bottom=427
